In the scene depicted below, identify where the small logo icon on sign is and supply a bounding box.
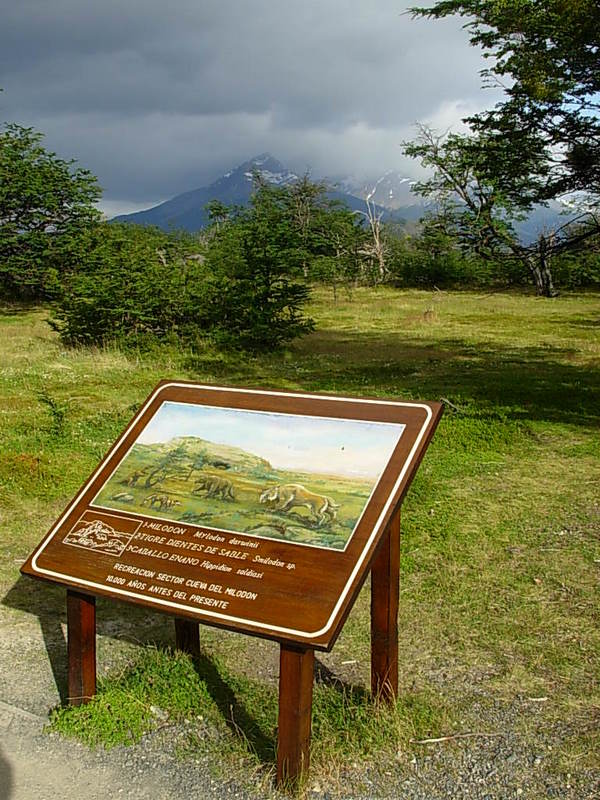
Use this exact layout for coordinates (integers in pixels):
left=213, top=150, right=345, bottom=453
left=63, top=518, right=133, bottom=556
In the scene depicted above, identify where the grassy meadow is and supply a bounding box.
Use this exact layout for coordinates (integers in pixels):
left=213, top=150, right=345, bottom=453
left=0, top=287, right=598, bottom=793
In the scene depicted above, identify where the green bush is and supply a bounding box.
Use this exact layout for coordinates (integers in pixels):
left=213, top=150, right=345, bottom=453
left=201, top=185, right=315, bottom=350
left=551, top=248, right=600, bottom=288
left=50, top=222, right=207, bottom=347
left=51, top=188, right=316, bottom=353
left=385, top=229, right=495, bottom=288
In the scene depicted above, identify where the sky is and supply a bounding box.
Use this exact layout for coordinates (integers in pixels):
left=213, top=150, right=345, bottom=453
left=1, top=1, right=500, bottom=216
left=136, top=401, right=406, bottom=479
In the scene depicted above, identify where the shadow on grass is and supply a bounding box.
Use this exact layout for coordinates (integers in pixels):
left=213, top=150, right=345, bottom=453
left=3, top=579, right=69, bottom=702
left=185, top=655, right=373, bottom=767
left=567, top=317, right=600, bottom=328
left=193, top=648, right=275, bottom=763
left=283, top=332, right=600, bottom=427
left=0, top=301, right=41, bottom=317
left=3, top=576, right=375, bottom=769
left=2, top=577, right=173, bottom=704
left=4, top=574, right=275, bottom=761
left=314, top=658, right=369, bottom=701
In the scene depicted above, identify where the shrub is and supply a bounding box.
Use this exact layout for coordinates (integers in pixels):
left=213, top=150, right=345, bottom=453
left=201, top=185, right=315, bottom=351
left=385, top=230, right=494, bottom=288
left=551, top=247, right=600, bottom=288
left=50, top=222, right=207, bottom=347
left=52, top=193, right=315, bottom=353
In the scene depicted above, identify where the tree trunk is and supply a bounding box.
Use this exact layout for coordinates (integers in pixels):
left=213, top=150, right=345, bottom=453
left=528, top=256, right=558, bottom=297
left=538, top=255, right=558, bottom=297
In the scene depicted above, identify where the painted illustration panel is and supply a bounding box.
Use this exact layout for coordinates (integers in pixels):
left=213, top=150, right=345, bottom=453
left=91, top=402, right=405, bottom=551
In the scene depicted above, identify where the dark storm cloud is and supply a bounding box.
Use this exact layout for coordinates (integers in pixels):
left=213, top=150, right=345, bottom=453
left=1, top=1, right=497, bottom=209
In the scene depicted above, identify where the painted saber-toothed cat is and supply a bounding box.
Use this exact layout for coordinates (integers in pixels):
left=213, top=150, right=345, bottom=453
left=259, top=483, right=339, bottom=526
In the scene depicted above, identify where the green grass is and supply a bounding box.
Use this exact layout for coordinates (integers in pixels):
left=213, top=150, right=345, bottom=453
left=49, top=647, right=214, bottom=748
left=50, top=644, right=445, bottom=785
left=1, top=287, right=599, bottom=790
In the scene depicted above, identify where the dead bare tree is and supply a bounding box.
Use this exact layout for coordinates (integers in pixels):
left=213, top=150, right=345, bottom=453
left=355, top=175, right=389, bottom=283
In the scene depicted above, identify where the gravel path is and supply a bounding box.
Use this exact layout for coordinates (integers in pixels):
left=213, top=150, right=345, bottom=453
left=3, top=681, right=599, bottom=800
left=0, top=699, right=268, bottom=800
left=1, top=597, right=598, bottom=799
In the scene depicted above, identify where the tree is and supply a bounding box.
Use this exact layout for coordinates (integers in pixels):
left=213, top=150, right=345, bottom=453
left=353, top=178, right=389, bottom=283
left=411, top=0, right=600, bottom=200
left=252, top=170, right=364, bottom=281
left=408, top=0, right=600, bottom=294
left=404, top=126, right=573, bottom=294
left=0, top=124, right=101, bottom=299
left=201, top=177, right=373, bottom=346
left=285, top=174, right=330, bottom=277
left=144, top=446, right=189, bottom=488
left=184, top=452, right=208, bottom=481
left=203, top=183, right=315, bottom=350
left=311, top=206, right=367, bottom=296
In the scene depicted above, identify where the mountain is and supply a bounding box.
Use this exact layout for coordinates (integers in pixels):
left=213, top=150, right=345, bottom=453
left=512, top=203, right=575, bottom=244
left=112, top=154, right=287, bottom=231
left=328, top=171, right=425, bottom=221
left=334, top=172, right=571, bottom=239
left=112, top=154, right=404, bottom=231
left=113, top=154, right=567, bottom=240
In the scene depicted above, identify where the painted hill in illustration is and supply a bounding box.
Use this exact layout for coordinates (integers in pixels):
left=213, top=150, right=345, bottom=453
left=131, top=435, right=273, bottom=478
left=93, top=435, right=374, bottom=551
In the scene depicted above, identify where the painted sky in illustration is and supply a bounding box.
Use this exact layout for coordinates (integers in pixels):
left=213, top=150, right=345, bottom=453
left=138, top=402, right=405, bottom=478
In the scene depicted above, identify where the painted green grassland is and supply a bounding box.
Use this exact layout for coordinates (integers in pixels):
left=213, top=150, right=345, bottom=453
left=0, top=287, right=599, bottom=792
left=94, top=437, right=372, bottom=549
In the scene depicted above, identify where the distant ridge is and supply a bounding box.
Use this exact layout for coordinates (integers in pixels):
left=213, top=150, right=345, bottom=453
left=112, top=153, right=410, bottom=232
left=112, top=153, right=565, bottom=241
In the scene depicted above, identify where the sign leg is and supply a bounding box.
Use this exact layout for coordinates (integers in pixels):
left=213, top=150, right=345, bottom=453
left=277, top=644, right=314, bottom=788
left=66, top=589, right=96, bottom=705
left=370, top=509, right=400, bottom=702
left=174, top=618, right=200, bottom=660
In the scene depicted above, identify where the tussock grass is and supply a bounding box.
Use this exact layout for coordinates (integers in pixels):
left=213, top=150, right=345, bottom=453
left=1, top=288, right=599, bottom=790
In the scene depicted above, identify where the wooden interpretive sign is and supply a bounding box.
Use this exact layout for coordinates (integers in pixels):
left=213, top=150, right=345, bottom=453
left=21, top=381, right=442, bottom=785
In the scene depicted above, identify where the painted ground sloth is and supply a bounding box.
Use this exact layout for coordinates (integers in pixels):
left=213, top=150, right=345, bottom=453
left=259, top=483, right=339, bottom=526
left=143, top=493, right=181, bottom=511
left=193, top=475, right=235, bottom=501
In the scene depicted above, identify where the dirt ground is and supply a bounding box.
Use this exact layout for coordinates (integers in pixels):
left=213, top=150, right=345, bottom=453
left=2, top=593, right=599, bottom=800
left=0, top=585, right=272, bottom=800
left=1, top=700, right=163, bottom=800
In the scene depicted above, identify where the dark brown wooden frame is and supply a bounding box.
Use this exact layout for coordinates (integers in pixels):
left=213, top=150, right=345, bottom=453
left=22, top=382, right=441, bottom=789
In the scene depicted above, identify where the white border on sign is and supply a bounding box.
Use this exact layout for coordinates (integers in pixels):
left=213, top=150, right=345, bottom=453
left=30, top=383, right=433, bottom=641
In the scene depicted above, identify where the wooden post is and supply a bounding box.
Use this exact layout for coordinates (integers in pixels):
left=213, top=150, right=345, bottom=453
left=174, top=618, right=200, bottom=660
left=277, top=644, right=315, bottom=788
left=370, top=509, right=400, bottom=702
left=66, top=589, right=96, bottom=705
